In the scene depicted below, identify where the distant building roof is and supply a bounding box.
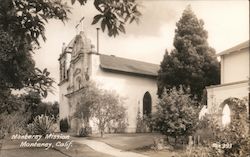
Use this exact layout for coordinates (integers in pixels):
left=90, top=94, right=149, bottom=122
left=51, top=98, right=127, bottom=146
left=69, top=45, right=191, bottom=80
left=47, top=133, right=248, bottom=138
left=99, top=54, right=160, bottom=77
left=217, top=40, right=249, bottom=56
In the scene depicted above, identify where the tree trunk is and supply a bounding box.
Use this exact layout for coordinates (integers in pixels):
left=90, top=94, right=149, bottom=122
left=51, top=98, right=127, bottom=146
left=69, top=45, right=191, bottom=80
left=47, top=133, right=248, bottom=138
left=100, top=130, right=104, bottom=138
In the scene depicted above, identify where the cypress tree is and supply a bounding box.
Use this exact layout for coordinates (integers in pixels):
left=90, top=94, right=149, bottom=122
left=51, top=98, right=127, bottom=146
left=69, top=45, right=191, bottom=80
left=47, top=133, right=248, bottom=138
left=157, top=5, right=220, bottom=101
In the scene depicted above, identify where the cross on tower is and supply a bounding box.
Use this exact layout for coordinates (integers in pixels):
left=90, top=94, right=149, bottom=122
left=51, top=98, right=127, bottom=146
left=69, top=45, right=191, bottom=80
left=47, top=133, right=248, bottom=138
left=75, top=16, right=85, bottom=34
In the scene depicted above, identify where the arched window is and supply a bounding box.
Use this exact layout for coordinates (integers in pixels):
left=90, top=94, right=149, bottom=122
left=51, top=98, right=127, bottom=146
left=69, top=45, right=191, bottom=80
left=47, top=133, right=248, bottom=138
left=143, top=92, right=152, bottom=116
left=222, top=104, right=231, bottom=127
left=76, top=77, right=81, bottom=90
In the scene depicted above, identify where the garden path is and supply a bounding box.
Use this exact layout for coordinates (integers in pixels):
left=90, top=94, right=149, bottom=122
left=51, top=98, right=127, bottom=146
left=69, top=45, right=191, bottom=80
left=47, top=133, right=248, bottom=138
left=76, top=139, right=149, bottom=157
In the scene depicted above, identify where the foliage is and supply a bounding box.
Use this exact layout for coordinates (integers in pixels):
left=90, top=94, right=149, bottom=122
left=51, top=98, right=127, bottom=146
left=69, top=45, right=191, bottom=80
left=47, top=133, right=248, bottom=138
left=73, top=0, right=141, bottom=37
left=206, top=98, right=249, bottom=157
left=192, top=98, right=249, bottom=157
left=157, top=5, right=220, bottom=101
left=34, top=101, right=59, bottom=121
left=20, top=91, right=59, bottom=122
left=0, top=111, right=30, bottom=139
left=59, top=118, right=69, bottom=132
left=153, top=86, right=199, bottom=142
left=78, top=126, right=92, bottom=137
left=0, top=0, right=141, bottom=101
left=74, top=83, right=99, bottom=125
left=74, top=82, right=127, bottom=137
left=92, top=91, right=126, bottom=137
left=195, top=116, right=213, bottom=146
left=0, top=90, right=25, bottom=114
left=0, top=0, right=69, bottom=97
left=136, top=110, right=153, bottom=133
left=180, top=146, right=213, bottom=157
left=27, top=114, right=55, bottom=136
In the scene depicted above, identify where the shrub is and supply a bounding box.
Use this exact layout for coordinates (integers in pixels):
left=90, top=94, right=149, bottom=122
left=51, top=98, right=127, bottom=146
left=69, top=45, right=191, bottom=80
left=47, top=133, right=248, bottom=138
left=153, top=87, right=199, bottom=145
left=107, top=118, right=128, bottom=133
left=27, top=114, right=54, bottom=136
left=195, top=116, right=213, bottom=146
left=78, top=126, right=92, bottom=137
left=136, top=110, right=153, bottom=133
left=0, top=111, right=29, bottom=138
left=60, top=118, right=69, bottom=132
left=201, top=98, right=249, bottom=157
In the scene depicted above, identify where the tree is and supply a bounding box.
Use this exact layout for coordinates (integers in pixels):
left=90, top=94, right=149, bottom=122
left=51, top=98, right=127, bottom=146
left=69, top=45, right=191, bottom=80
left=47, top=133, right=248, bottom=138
left=74, top=83, right=100, bottom=128
left=157, top=5, right=220, bottom=101
left=0, top=0, right=141, bottom=99
left=0, top=0, right=70, bottom=97
left=92, top=91, right=126, bottom=137
left=74, top=83, right=127, bottom=137
left=153, top=86, right=199, bottom=144
left=19, top=91, right=59, bottom=122
left=73, top=0, right=141, bottom=37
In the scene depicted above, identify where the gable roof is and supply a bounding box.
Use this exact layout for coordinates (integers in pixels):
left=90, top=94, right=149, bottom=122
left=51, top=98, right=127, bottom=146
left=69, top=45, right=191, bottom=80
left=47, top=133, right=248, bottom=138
left=99, top=54, right=160, bottom=77
left=217, top=40, right=249, bottom=56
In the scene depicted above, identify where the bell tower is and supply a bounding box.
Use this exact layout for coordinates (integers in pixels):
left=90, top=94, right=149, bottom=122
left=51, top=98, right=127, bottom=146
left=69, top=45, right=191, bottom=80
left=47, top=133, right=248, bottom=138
left=59, top=43, right=69, bottom=83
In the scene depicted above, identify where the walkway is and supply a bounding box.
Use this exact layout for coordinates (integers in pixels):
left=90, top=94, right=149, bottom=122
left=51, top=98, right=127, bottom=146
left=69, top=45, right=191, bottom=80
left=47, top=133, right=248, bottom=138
left=76, top=139, right=149, bottom=157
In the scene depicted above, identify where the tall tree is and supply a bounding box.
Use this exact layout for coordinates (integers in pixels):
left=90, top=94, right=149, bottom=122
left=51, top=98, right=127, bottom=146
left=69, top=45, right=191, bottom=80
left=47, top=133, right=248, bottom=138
left=0, top=0, right=70, bottom=97
left=157, top=5, right=220, bottom=101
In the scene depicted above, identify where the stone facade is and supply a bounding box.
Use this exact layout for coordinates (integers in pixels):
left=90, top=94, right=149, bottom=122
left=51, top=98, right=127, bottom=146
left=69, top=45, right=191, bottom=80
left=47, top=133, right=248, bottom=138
left=58, top=31, right=160, bottom=133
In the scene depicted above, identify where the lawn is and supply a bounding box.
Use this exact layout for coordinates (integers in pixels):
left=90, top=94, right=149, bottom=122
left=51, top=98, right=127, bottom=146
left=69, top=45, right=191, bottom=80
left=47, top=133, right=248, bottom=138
left=87, top=133, right=186, bottom=157
left=87, top=133, right=164, bottom=150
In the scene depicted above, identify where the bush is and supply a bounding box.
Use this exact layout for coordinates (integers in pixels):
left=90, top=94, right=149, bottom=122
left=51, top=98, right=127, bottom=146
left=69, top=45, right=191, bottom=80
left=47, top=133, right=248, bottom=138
left=78, top=126, right=92, bottom=137
left=27, top=114, right=55, bottom=136
left=153, top=87, right=199, bottom=145
left=200, top=98, right=249, bottom=157
left=136, top=111, right=152, bottom=133
left=0, top=111, right=29, bottom=139
left=60, top=118, right=69, bottom=132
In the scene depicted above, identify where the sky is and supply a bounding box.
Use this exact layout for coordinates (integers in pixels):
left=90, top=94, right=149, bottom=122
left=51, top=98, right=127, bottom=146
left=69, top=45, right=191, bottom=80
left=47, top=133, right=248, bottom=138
left=33, top=0, right=249, bottom=102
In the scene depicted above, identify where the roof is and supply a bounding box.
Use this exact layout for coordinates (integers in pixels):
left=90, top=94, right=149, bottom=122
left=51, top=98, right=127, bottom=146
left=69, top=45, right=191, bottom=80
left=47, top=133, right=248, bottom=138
left=99, top=54, right=160, bottom=77
left=217, top=40, right=249, bottom=56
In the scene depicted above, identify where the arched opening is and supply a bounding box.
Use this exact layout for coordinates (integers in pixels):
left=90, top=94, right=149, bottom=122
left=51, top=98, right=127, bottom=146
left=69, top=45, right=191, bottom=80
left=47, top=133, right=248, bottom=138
left=222, top=104, right=231, bottom=127
left=76, top=77, right=82, bottom=90
left=143, top=92, right=152, bottom=117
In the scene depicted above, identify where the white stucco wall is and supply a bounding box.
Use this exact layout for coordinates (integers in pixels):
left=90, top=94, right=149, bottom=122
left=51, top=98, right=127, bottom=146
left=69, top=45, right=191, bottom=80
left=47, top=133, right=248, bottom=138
left=207, top=46, right=249, bottom=115
left=59, top=32, right=159, bottom=133
left=221, top=49, right=249, bottom=84
left=207, top=81, right=248, bottom=114
left=59, top=82, right=69, bottom=119
left=90, top=54, right=158, bottom=132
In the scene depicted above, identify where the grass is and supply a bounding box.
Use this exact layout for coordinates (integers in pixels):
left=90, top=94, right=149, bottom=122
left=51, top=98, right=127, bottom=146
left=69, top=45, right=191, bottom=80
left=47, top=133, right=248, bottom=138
left=87, top=132, right=164, bottom=151
left=86, top=133, right=187, bottom=157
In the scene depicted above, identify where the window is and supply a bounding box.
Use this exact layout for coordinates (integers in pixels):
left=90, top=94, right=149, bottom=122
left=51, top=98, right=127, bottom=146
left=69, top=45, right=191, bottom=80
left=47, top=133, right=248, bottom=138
left=143, top=92, right=152, bottom=116
left=76, top=77, right=81, bottom=90
left=222, top=104, right=231, bottom=127
left=62, top=61, right=66, bottom=79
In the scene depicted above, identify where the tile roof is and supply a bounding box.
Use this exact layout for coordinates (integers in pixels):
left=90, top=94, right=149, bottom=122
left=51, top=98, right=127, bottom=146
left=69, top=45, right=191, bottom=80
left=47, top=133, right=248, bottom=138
left=217, top=40, right=249, bottom=56
left=99, top=54, right=160, bottom=77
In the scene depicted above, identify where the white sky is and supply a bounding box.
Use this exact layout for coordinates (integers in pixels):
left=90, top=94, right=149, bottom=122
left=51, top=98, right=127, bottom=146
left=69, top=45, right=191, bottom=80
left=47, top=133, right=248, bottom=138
left=33, top=0, right=249, bottom=102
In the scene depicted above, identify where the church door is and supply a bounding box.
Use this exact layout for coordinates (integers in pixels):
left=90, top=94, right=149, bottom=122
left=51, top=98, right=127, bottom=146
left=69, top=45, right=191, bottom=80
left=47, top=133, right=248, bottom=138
left=143, top=92, right=152, bottom=116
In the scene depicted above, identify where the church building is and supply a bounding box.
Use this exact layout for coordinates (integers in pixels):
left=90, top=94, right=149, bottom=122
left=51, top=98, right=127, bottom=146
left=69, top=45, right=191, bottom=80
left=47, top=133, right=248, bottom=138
left=58, top=31, right=160, bottom=133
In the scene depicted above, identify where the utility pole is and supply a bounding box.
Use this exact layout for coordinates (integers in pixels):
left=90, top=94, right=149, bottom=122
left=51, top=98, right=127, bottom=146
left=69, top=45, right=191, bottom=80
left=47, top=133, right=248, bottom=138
left=248, top=41, right=250, bottom=135
left=96, top=28, right=100, bottom=54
